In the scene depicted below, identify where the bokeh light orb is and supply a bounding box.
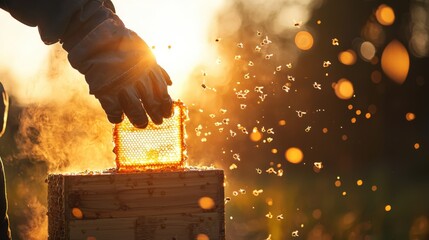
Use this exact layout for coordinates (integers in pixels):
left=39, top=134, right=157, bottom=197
left=295, top=31, right=314, bottom=50
left=376, top=4, right=395, bottom=26
left=196, top=234, right=210, bottom=240
left=334, top=78, right=354, bottom=100
left=410, top=216, right=429, bottom=238
left=368, top=104, right=377, bottom=114
left=385, top=204, right=392, bottom=212
left=198, top=196, right=215, bottom=210
left=357, top=179, right=363, bottom=186
left=406, top=112, right=416, bottom=121
left=72, top=207, right=83, bottom=219
left=360, top=41, right=376, bottom=61
left=312, top=209, right=322, bottom=219
left=338, top=50, right=357, bottom=65
left=285, top=147, right=304, bottom=164
left=250, top=127, right=263, bottom=142
left=371, top=70, right=382, bottom=84
left=335, top=180, right=342, bottom=187
left=381, top=40, right=410, bottom=84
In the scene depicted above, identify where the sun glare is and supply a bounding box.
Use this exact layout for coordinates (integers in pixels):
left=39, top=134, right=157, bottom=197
left=116, top=0, right=225, bottom=98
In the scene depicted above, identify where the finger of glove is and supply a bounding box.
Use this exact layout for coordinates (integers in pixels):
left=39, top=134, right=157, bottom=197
left=97, top=95, right=124, bottom=124
left=159, top=66, right=173, bottom=86
left=149, top=69, right=174, bottom=118
left=160, top=96, right=173, bottom=118
left=119, top=88, right=149, bottom=128
left=135, top=77, right=163, bottom=125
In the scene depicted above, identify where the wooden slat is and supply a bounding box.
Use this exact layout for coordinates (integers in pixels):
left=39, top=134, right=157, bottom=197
left=69, top=218, right=137, bottom=240
left=65, top=170, right=223, bottom=220
left=69, top=213, right=222, bottom=240
left=136, top=213, right=220, bottom=240
left=66, top=170, right=223, bottom=191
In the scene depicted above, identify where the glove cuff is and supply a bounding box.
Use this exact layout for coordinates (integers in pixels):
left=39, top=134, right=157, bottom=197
left=61, top=0, right=113, bottom=51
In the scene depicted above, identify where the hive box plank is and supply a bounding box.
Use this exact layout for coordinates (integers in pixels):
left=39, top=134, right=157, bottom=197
left=48, top=169, right=225, bottom=240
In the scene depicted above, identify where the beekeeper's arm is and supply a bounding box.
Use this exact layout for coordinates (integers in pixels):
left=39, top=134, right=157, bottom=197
left=0, top=0, right=173, bottom=128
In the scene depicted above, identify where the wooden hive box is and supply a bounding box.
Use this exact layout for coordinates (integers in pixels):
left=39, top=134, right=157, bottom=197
left=47, top=169, right=225, bottom=240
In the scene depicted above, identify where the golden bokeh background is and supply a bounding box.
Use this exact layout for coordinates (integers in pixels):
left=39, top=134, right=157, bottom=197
left=1, top=0, right=429, bottom=239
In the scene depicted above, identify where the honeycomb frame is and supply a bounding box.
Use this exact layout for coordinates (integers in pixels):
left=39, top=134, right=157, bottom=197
left=113, top=101, right=188, bottom=171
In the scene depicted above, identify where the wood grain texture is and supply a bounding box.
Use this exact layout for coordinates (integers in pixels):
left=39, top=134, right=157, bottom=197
left=48, top=169, right=225, bottom=240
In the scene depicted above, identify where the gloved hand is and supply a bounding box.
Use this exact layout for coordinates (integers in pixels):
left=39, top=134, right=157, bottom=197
left=0, top=82, right=8, bottom=136
left=61, top=0, right=173, bottom=128
left=96, top=64, right=173, bottom=128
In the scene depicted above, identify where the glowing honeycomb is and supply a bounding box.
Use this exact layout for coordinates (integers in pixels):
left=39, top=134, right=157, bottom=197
left=113, top=101, right=188, bottom=171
